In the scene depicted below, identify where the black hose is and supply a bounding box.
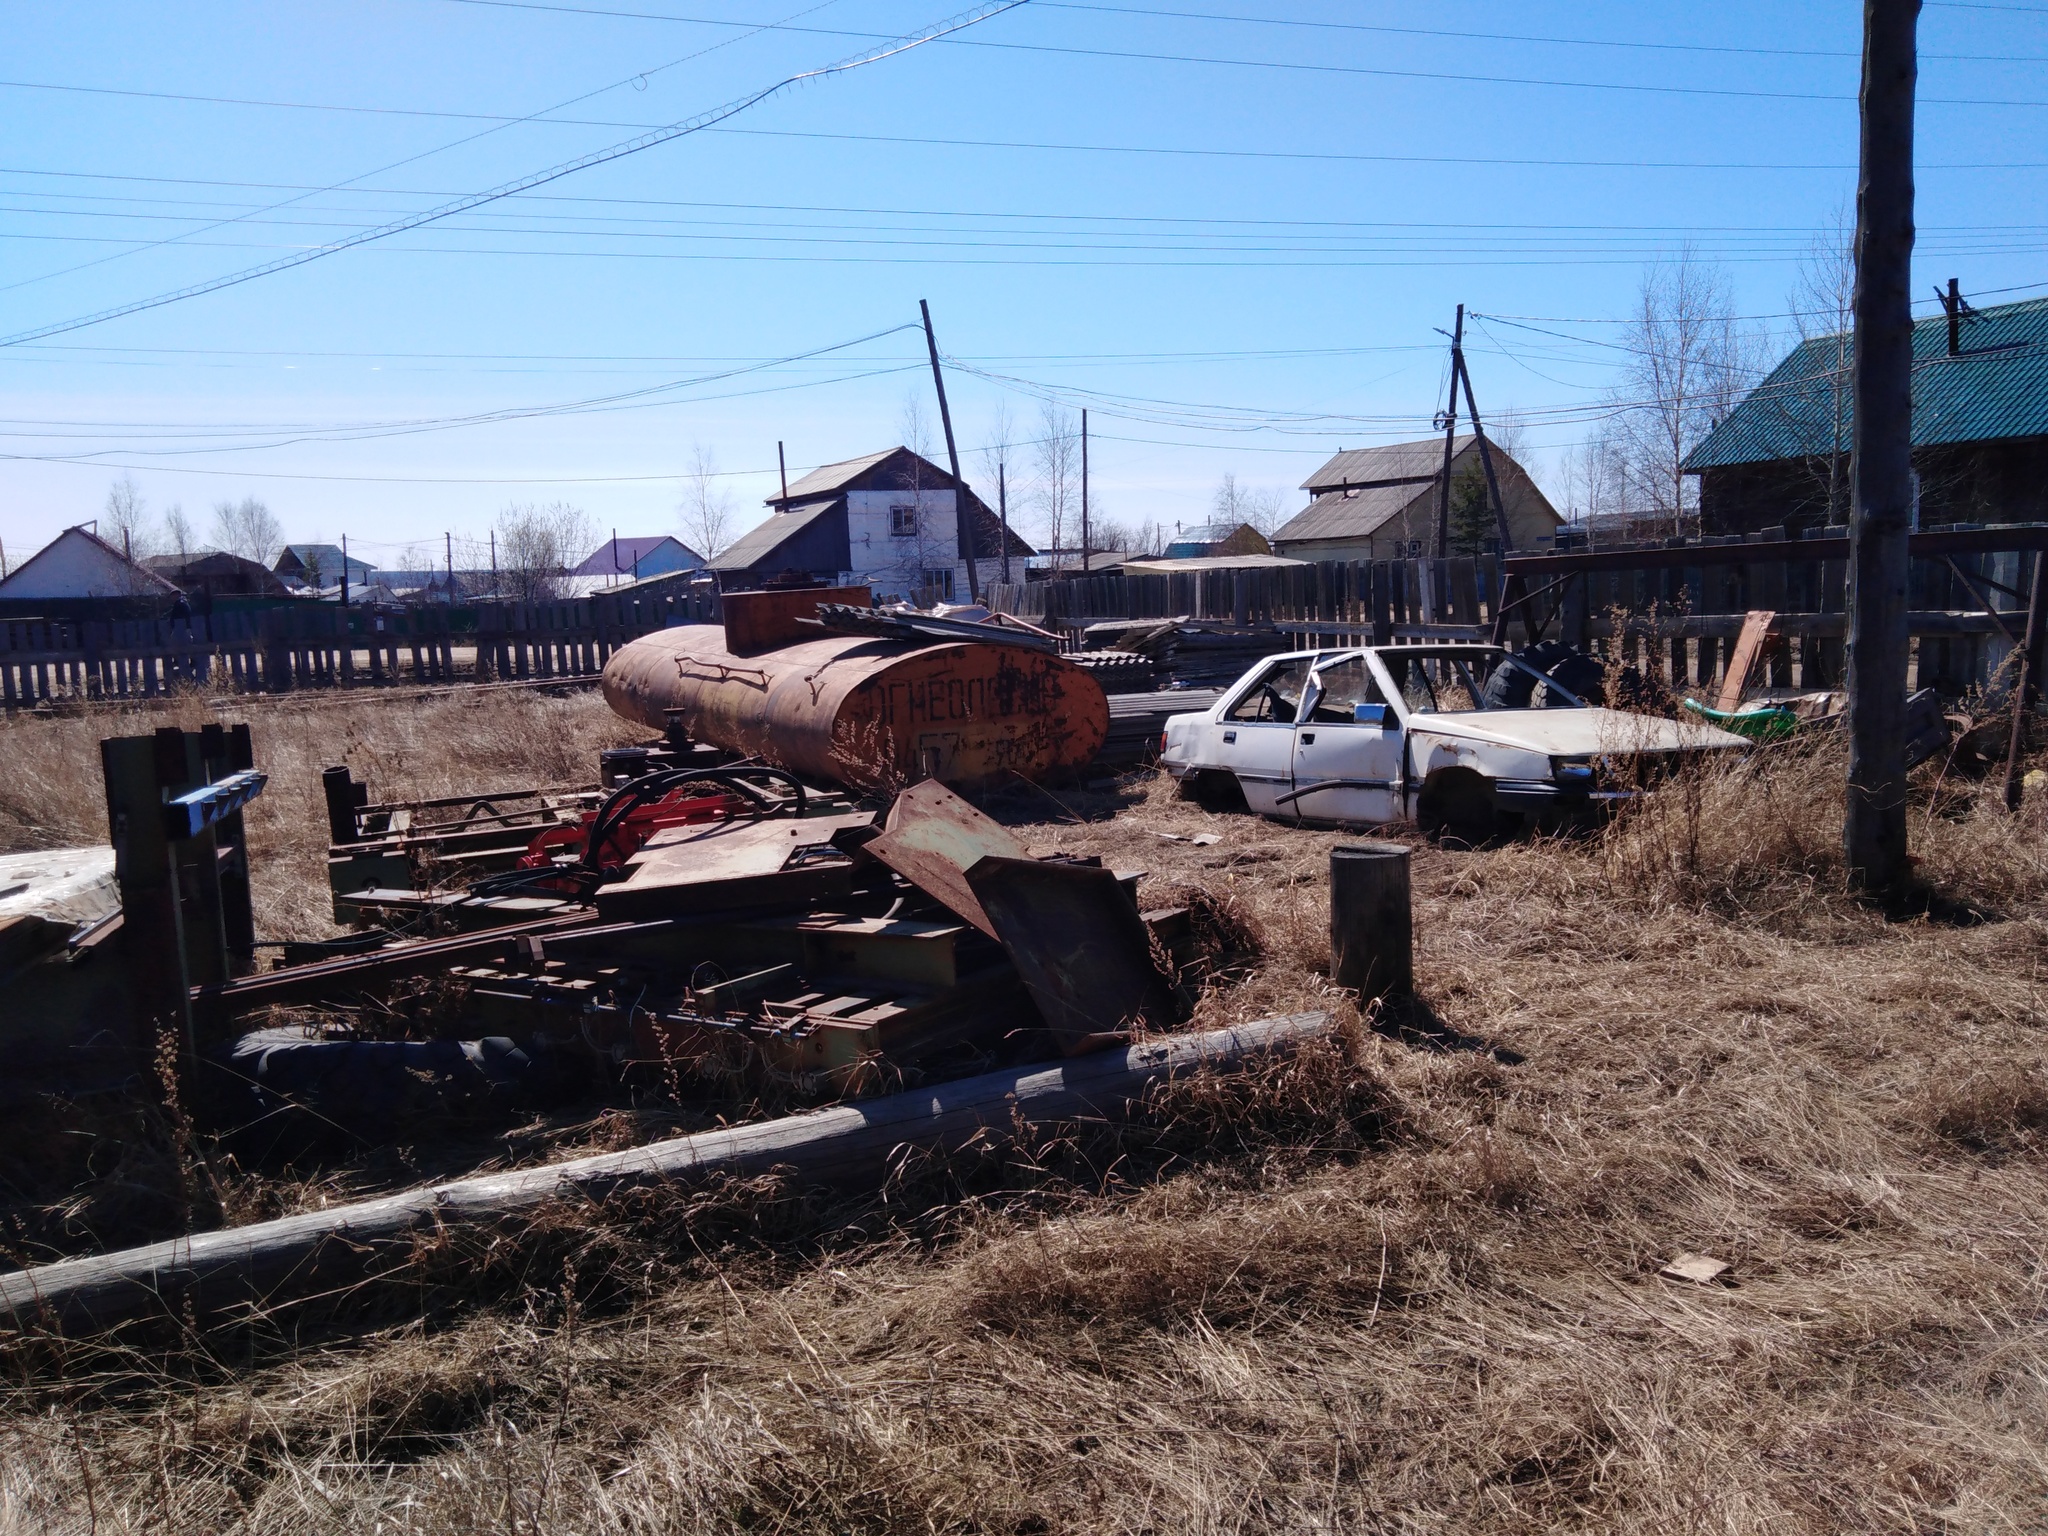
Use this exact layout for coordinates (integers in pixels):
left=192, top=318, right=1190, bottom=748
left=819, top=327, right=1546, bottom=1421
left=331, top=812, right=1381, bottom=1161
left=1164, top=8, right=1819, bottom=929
left=578, top=766, right=808, bottom=875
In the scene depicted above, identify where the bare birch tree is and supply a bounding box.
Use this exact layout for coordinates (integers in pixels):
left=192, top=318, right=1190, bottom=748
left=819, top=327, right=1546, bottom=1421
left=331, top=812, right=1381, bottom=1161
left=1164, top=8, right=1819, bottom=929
left=1032, top=401, right=1082, bottom=569
left=496, top=502, right=593, bottom=601
left=1604, top=247, right=1759, bottom=534
left=677, top=442, right=736, bottom=560
left=103, top=475, right=156, bottom=560
left=1788, top=203, right=1857, bottom=524
left=1212, top=472, right=1290, bottom=539
left=163, top=504, right=194, bottom=559
left=211, top=496, right=283, bottom=565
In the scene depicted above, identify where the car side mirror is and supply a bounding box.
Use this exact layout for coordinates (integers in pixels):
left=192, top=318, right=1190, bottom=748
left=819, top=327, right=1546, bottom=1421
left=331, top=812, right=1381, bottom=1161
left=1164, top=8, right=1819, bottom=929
left=1353, top=702, right=1396, bottom=729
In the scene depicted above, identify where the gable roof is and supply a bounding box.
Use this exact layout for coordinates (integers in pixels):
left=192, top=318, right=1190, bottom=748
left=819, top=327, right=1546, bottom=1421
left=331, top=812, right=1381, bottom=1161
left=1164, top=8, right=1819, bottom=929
left=1273, top=483, right=1431, bottom=545
left=1686, top=295, right=2048, bottom=471
left=570, top=534, right=703, bottom=577
left=708, top=500, right=840, bottom=573
left=1302, top=436, right=1475, bottom=492
left=0, top=525, right=182, bottom=601
left=276, top=543, right=373, bottom=579
left=776, top=448, right=903, bottom=504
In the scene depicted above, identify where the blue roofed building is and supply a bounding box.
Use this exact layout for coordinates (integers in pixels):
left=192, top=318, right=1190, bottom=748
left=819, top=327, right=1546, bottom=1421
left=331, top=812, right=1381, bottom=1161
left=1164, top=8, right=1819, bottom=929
left=1684, top=292, right=2048, bottom=535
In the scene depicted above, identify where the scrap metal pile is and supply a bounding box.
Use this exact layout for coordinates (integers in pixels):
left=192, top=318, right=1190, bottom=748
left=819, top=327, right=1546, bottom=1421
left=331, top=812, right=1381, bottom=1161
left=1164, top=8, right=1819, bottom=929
left=2, top=587, right=1243, bottom=1165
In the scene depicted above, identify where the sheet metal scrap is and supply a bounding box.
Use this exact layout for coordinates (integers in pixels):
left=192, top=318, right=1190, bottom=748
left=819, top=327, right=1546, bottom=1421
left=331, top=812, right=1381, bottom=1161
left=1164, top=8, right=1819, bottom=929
left=865, top=781, right=1176, bottom=1051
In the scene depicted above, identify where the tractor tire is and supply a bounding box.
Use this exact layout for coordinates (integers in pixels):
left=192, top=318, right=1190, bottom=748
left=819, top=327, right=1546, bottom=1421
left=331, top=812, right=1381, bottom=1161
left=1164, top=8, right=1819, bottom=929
left=1482, top=641, right=1606, bottom=710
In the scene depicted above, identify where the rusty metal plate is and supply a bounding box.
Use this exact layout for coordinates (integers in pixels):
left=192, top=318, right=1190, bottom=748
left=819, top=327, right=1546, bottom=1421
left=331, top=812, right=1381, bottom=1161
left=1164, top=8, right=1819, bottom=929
left=963, top=853, right=1173, bottom=1053
left=863, top=781, right=1028, bottom=938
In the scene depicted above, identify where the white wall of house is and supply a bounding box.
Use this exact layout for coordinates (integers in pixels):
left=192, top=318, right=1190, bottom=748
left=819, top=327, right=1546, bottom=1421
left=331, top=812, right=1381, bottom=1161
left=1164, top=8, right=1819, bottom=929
left=0, top=528, right=170, bottom=600
left=840, top=488, right=964, bottom=602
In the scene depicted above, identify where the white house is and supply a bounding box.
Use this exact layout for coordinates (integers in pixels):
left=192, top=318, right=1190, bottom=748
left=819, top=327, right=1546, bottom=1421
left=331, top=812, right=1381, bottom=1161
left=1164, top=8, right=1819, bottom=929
left=0, top=525, right=183, bottom=602
left=708, top=447, right=1033, bottom=602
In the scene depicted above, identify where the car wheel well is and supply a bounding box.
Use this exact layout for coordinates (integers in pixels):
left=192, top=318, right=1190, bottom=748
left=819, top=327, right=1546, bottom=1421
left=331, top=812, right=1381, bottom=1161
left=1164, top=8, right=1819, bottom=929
left=1181, top=768, right=1250, bottom=814
left=1417, top=766, right=1508, bottom=847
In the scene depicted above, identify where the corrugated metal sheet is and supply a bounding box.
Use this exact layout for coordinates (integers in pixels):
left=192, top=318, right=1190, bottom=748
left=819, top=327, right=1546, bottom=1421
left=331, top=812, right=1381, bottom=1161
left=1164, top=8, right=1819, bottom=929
left=1301, top=436, right=1474, bottom=492
left=1272, top=483, right=1427, bottom=544
left=1686, top=296, right=2048, bottom=471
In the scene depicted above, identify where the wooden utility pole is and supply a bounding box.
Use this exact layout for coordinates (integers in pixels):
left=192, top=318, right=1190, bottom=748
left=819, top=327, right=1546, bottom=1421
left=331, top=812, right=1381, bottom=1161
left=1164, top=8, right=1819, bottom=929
left=777, top=440, right=790, bottom=503
left=1080, top=408, right=1091, bottom=574
left=1433, top=304, right=1463, bottom=558
left=1455, top=355, right=1516, bottom=556
left=340, top=532, right=350, bottom=607
left=919, top=300, right=979, bottom=603
left=998, top=460, right=1012, bottom=584
left=1844, top=0, right=1920, bottom=891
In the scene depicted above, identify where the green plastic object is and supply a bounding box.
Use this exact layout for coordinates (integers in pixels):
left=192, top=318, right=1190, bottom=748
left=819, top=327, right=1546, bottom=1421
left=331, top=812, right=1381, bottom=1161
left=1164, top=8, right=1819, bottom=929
left=1681, top=697, right=1798, bottom=741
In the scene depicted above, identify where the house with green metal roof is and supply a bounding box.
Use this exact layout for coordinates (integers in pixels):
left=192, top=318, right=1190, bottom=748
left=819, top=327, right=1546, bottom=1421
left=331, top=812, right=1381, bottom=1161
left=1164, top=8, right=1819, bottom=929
left=1683, top=293, right=2048, bottom=535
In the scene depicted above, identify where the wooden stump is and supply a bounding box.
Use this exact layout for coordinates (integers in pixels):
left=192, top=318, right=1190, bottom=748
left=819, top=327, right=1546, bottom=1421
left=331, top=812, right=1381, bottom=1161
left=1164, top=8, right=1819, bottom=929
left=1330, top=842, right=1412, bottom=1000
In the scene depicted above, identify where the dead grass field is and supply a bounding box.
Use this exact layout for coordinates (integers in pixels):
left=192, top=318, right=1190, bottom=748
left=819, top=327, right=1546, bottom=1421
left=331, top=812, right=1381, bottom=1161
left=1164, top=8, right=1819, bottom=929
left=5, top=690, right=2048, bottom=1532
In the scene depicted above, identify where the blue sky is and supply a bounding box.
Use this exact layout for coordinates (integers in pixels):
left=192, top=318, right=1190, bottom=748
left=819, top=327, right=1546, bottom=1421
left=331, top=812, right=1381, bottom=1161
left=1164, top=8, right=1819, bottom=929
left=2, top=0, right=2044, bottom=569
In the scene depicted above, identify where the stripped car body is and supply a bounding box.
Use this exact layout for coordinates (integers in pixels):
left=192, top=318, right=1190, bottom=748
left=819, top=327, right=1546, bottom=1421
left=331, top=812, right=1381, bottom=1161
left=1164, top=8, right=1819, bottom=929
left=1158, top=643, right=1747, bottom=835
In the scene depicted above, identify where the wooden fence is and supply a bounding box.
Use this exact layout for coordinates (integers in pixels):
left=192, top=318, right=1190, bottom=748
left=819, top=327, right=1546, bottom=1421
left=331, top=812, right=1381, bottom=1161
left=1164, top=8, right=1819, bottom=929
left=0, top=581, right=722, bottom=709
left=988, top=524, right=2048, bottom=697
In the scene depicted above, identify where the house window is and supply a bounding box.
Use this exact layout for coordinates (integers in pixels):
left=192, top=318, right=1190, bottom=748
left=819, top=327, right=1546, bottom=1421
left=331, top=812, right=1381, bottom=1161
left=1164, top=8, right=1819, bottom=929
left=921, top=568, right=955, bottom=601
left=889, top=503, right=918, bottom=537
left=1405, top=539, right=1423, bottom=558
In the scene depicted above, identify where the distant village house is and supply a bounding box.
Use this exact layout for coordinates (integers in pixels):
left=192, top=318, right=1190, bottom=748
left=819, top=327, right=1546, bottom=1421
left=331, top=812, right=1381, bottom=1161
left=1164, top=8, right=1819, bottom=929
left=1685, top=291, right=2048, bottom=535
left=1271, top=436, right=1562, bottom=563
left=708, top=447, right=1032, bottom=601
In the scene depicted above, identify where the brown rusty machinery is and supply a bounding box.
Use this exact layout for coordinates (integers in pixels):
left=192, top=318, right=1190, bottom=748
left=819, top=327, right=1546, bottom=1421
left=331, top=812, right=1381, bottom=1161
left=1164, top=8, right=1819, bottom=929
left=601, top=588, right=1110, bottom=789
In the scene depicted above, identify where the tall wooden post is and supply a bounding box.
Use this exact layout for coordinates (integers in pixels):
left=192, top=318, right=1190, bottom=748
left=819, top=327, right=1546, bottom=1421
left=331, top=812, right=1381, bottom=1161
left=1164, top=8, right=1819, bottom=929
left=919, top=299, right=979, bottom=604
left=1080, top=408, right=1090, bottom=575
left=1844, top=0, right=1919, bottom=891
left=1433, top=304, right=1463, bottom=559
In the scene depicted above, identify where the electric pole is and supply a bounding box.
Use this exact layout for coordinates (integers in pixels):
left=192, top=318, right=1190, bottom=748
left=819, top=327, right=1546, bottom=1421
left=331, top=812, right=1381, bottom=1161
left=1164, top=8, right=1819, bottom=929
left=1844, top=0, right=1920, bottom=892
left=341, top=533, right=350, bottom=607
left=445, top=531, right=455, bottom=604
left=1433, top=306, right=1463, bottom=559
left=919, top=300, right=979, bottom=603
left=1080, top=408, right=1090, bottom=575
left=998, top=460, right=1011, bottom=585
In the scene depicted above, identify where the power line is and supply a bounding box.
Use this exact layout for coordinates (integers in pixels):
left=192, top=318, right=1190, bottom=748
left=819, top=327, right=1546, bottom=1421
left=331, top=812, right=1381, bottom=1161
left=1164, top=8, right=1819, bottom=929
left=431, top=0, right=2048, bottom=65
left=0, top=0, right=853, bottom=300
left=0, top=0, right=1028, bottom=349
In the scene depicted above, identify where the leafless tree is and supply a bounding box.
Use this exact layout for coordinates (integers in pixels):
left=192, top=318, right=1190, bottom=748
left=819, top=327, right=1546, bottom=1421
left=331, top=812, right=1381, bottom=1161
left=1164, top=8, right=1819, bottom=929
left=1212, top=472, right=1290, bottom=539
left=103, top=475, right=156, bottom=560
left=211, top=496, right=283, bottom=565
left=1033, top=401, right=1082, bottom=567
left=1563, top=435, right=1628, bottom=543
left=677, top=442, right=736, bottom=560
left=496, top=502, right=594, bottom=601
left=162, top=504, right=194, bottom=559
left=1603, top=247, right=1761, bottom=535
left=1787, top=203, right=1856, bottom=524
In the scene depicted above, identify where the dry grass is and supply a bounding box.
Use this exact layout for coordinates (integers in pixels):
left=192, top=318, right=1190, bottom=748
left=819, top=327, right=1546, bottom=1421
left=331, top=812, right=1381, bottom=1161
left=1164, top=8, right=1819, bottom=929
left=7, top=701, right=2048, bottom=1531
left=0, top=685, right=642, bottom=942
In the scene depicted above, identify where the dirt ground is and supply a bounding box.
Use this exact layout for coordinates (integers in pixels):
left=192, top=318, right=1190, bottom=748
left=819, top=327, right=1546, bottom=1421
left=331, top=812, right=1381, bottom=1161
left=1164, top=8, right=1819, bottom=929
left=4, top=687, right=2048, bottom=1532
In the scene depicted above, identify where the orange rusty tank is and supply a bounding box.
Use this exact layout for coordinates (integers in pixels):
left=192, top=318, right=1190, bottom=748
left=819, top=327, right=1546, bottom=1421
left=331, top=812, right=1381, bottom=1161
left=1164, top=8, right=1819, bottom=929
left=601, top=625, right=1109, bottom=788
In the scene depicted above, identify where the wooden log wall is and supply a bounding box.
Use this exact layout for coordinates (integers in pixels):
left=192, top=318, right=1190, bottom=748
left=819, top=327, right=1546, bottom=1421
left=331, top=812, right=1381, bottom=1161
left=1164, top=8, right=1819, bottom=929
left=986, top=525, right=2042, bottom=699
left=0, top=582, right=722, bottom=710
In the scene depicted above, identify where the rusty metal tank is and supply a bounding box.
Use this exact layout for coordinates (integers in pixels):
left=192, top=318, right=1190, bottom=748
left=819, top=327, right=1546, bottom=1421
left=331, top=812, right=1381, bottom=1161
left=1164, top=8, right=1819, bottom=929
left=602, top=624, right=1110, bottom=788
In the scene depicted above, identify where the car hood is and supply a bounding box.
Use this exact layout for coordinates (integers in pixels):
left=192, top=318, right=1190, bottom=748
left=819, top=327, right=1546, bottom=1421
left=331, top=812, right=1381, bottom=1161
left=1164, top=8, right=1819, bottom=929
left=1407, top=707, right=1747, bottom=755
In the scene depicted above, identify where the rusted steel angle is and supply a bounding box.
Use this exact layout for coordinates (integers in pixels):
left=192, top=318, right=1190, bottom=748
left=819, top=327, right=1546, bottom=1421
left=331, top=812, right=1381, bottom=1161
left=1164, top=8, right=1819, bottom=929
left=188, top=916, right=673, bottom=1028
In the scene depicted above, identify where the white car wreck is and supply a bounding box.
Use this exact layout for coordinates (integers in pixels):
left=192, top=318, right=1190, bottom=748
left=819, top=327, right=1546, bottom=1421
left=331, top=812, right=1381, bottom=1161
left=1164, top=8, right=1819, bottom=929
left=1159, top=643, right=1748, bottom=842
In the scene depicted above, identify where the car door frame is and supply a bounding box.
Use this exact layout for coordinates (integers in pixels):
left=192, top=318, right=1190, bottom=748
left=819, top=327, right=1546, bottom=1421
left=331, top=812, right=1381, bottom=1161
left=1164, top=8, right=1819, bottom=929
left=1278, top=651, right=1406, bottom=825
left=1205, top=654, right=1314, bottom=819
